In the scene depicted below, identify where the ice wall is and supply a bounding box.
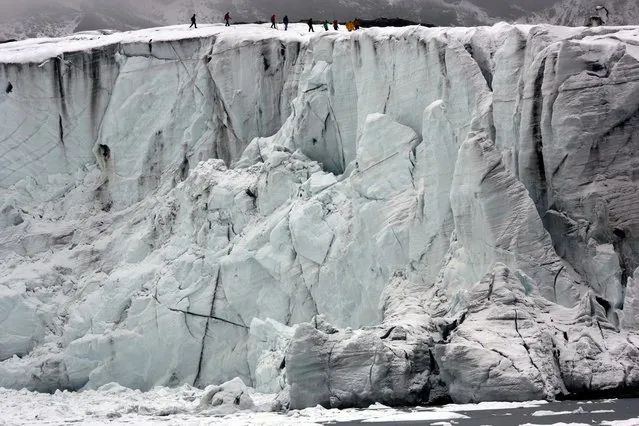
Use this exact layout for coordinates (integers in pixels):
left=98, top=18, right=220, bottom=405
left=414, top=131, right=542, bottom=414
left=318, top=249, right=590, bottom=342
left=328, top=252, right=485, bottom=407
left=0, top=27, right=303, bottom=207
left=1, top=23, right=639, bottom=406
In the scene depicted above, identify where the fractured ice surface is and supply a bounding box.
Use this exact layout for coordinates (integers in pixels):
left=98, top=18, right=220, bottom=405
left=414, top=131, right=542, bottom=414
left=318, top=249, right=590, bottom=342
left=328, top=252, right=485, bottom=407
left=1, top=23, right=639, bottom=407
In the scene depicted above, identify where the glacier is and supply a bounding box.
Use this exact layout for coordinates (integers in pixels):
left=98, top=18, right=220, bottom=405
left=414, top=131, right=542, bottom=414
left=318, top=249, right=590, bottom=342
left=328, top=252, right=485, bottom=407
left=1, top=22, right=639, bottom=408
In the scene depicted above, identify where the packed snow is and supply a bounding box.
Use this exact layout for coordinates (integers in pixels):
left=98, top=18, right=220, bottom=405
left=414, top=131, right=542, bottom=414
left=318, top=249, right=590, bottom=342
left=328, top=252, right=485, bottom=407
left=532, top=408, right=584, bottom=416
left=0, top=384, right=541, bottom=425
left=1, top=21, right=639, bottom=412
left=520, top=423, right=590, bottom=426
left=1, top=386, right=635, bottom=425
left=601, top=418, right=639, bottom=426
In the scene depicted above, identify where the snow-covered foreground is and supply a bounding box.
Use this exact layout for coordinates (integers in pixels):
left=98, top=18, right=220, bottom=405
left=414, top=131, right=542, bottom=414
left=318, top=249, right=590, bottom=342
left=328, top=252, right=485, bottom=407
left=2, top=22, right=639, bottom=409
left=0, top=384, right=520, bottom=425
left=3, top=387, right=639, bottom=426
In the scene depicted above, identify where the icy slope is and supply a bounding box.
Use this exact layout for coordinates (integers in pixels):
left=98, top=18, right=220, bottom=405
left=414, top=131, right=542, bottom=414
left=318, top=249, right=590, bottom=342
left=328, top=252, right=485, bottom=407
left=1, top=23, right=639, bottom=407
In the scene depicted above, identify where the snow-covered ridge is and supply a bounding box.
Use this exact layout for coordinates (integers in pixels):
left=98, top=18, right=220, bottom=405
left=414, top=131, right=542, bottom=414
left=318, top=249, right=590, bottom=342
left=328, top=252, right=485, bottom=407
left=1, top=22, right=639, bottom=408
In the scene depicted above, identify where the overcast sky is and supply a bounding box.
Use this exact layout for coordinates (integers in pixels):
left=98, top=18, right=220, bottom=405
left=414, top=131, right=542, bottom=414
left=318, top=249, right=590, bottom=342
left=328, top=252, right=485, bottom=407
left=0, top=0, right=72, bottom=16
left=0, top=0, right=631, bottom=30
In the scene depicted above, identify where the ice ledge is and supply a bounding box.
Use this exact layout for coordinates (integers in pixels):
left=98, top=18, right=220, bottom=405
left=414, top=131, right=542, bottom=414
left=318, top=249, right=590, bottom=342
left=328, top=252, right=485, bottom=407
left=0, top=24, right=310, bottom=64
left=1, top=23, right=638, bottom=65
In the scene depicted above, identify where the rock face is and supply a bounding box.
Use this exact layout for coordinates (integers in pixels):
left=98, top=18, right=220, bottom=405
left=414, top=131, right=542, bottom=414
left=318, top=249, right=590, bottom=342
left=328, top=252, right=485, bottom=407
left=1, top=23, right=639, bottom=407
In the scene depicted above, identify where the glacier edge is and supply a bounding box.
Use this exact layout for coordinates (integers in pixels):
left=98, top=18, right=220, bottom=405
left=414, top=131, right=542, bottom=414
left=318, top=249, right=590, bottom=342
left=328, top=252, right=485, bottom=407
left=1, top=23, right=639, bottom=407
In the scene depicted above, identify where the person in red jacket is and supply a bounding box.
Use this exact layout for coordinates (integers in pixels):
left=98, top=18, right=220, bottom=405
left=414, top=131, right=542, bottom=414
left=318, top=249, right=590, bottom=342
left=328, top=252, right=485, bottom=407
left=270, top=14, right=277, bottom=29
left=224, top=12, right=231, bottom=26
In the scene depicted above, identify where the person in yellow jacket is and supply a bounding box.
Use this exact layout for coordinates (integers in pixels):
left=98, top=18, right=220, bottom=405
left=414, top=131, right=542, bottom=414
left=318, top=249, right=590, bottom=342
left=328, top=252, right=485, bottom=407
left=346, top=20, right=354, bottom=31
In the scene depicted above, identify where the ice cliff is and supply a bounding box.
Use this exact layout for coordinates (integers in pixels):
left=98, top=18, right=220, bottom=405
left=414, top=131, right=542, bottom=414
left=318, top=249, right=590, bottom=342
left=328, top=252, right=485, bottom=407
left=1, top=23, right=639, bottom=408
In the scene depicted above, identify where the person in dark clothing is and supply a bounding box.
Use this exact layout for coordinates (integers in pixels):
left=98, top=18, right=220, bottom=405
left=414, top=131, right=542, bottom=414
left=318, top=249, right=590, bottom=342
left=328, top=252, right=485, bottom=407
left=189, top=14, right=197, bottom=28
left=224, top=12, right=231, bottom=26
left=353, top=18, right=361, bottom=30
left=283, top=15, right=289, bottom=31
left=323, top=20, right=329, bottom=30
left=596, top=5, right=610, bottom=19
left=270, top=14, right=277, bottom=29
left=333, top=19, right=338, bottom=30
left=586, top=6, right=609, bottom=26
left=307, top=18, right=314, bottom=32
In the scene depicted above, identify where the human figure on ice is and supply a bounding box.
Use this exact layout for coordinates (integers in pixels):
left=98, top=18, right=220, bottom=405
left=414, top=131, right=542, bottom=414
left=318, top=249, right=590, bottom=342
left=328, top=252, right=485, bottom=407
left=307, top=18, right=314, bottom=32
left=189, top=14, right=197, bottom=28
left=224, top=12, right=231, bottom=26
left=596, top=5, right=610, bottom=20
left=283, top=15, right=289, bottom=31
left=270, top=14, right=277, bottom=29
left=586, top=5, right=609, bottom=26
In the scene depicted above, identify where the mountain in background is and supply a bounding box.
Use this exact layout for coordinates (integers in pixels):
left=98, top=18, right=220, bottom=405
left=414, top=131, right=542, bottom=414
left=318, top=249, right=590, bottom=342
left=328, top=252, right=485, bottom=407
left=0, top=0, right=637, bottom=41
left=526, top=0, right=639, bottom=26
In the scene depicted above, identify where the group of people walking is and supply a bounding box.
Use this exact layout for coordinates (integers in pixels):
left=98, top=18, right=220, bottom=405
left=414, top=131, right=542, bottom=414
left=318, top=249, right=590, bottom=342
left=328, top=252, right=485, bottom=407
left=189, top=12, right=232, bottom=28
left=191, top=6, right=612, bottom=32
left=272, top=15, right=361, bottom=32
left=270, top=14, right=294, bottom=31
left=189, top=13, right=362, bottom=32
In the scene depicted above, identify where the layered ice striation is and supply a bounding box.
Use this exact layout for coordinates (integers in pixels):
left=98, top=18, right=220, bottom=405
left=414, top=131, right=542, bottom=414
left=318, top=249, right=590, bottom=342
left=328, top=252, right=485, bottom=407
left=1, top=23, right=639, bottom=407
